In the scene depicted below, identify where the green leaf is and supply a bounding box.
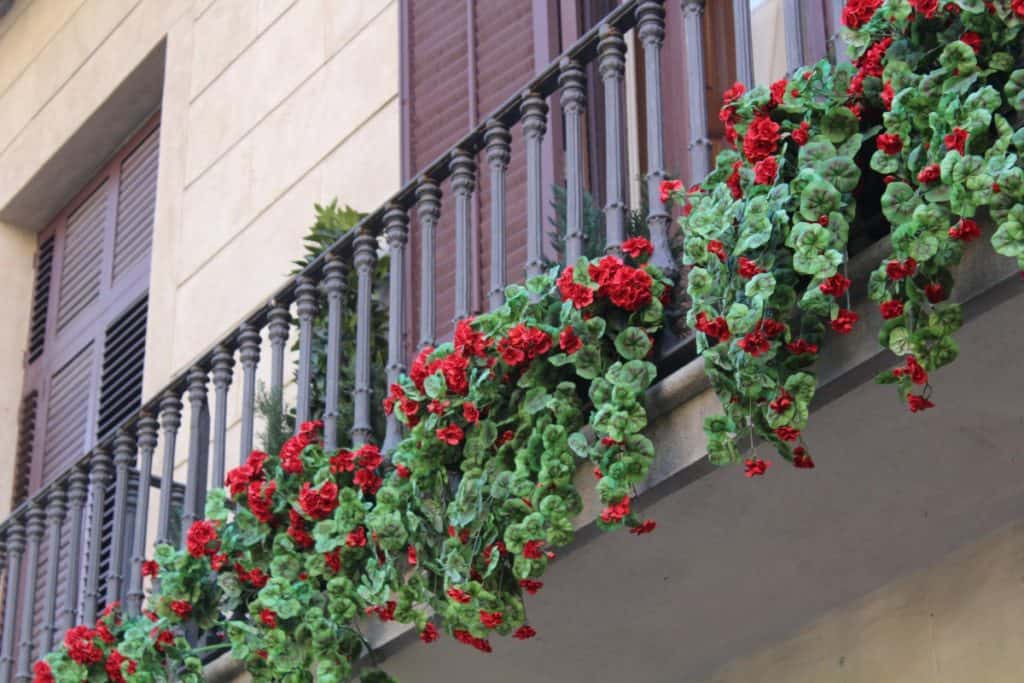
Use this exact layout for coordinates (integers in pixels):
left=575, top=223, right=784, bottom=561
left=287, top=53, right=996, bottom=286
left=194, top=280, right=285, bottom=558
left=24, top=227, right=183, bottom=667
left=744, top=272, right=777, bottom=301
left=799, top=180, right=841, bottom=221
left=888, top=326, right=911, bottom=355
left=615, top=327, right=653, bottom=360
left=821, top=107, right=859, bottom=143
left=423, top=372, right=446, bottom=399
left=818, top=156, right=861, bottom=192
left=881, top=182, right=921, bottom=226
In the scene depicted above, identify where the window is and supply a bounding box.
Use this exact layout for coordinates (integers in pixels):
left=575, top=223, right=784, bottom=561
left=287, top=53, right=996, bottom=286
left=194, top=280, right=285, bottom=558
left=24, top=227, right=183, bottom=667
left=14, top=115, right=160, bottom=501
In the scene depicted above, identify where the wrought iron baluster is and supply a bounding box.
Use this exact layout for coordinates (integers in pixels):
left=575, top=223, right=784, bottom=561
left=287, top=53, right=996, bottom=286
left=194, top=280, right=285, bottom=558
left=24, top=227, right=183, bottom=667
left=322, top=258, right=347, bottom=451
left=15, top=504, right=44, bottom=682
left=351, top=229, right=378, bottom=447
left=40, top=486, right=66, bottom=653
left=521, top=92, right=548, bottom=279
left=416, top=179, right=441, bottom=349
left=680, top=0, right=711, bottom=183
left=182, top=367, right=210, bottom=535
left=783, top=0, right=805, bottom=73
left=599, top=25, right=627, bottom=255
left=237, top=324, right=261, bottom=463
left=732, top=0, right=755, bottom=85
left=267, top=305, right=291, bottom=423
left=83, top=448, right=113, bottom=624
left=294, top=278, right=319, bottom=430
left=383, top=205, right=410, bottom=454
left=62, top=467, right=87, bottom=629
left=210, top=345, right=234, bottom=488
left=0, top=519, right=25, bottom=682
left=156, top=392, right=182, bottom=547
left=485, top=121, right=510, bottom=308
left=559, top=58, right=587, bottom=265
left=107, top=430, right=136, bottom=605
left=127, top=414, right=158, bottom=615
left=450, top=149, right=476, bottom=321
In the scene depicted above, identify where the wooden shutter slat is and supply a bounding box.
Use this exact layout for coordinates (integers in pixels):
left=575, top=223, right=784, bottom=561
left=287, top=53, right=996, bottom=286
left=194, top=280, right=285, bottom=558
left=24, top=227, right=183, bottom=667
left=57, top=183, right=107, bottom=331
left=113, top=129, right=158, bottom=282
left=97, top=297, right=147, bottom=439
left=42, top=345, right=94, bottom=483
left=28, top=238, right=54, bottom=363
left=12, top=392, right=37, bottom=506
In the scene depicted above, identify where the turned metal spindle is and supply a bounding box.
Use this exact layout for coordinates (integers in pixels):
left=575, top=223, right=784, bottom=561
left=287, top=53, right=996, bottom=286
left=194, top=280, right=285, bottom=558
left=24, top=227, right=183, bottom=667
left=598, top=25, right=628, bottom=254
left=416, top=179, right=441, bottom=349
left=383, top=205, right=410, bottom=454
left=351, top=229, right=378, bottom=447
left=559, top=58, right=587, bottom=265
left=267, top=305, right=290, bottom=407
left=322, top=258, right=347, bottom=451
left=182, top=367, right=210, bottom=535
left=450, top=149, right=476, bottom=321
left=638, top=1, right=680, bottom=276
left=62, top=467, right=87, bottom=629
left=83, top=448, right=113, bottom=624
left=521, top=92, right=548, bottom=279
left=107, top=430, right=136, bottom=605
left=294, top=278, right=319, bottom=429
left=680, top=0, right=711, bottom=183
left=40, top=486, right=66, bottom=653
left=210, top=346, right=234, bottom=489
left=0, top=520, right=25, bottom=682
left=783, top=0, right=805, bottom=73
left=15, top=505, right=45, bottom=682
left=237, top=324, right=261, bottom=462
left=127, top=414, right=158, bottom=615
left=732, top=0, right=755, bottom=85
left=485, top=121, right=510, bottom=308
left=155, top=392, right=182, bottom=547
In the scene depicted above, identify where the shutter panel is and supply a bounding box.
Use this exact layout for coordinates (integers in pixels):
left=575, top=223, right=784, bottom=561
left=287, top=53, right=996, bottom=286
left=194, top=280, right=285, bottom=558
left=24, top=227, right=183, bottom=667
left=113, top=129, right=159, bottom=282
left=97, top=296, right=148, bottom=441
left=12, top=392, right=37, bottom=506
left=57, top=183, right=107, bottom=331
left=28, top=237, right=54, bottom=363
left=41, top=345, right=94, bottom=484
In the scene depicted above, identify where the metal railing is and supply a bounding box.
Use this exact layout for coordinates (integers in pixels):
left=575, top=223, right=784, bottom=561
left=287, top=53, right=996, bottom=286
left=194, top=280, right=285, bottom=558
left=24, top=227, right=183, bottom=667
left=0, top=1, right=753, bottom=678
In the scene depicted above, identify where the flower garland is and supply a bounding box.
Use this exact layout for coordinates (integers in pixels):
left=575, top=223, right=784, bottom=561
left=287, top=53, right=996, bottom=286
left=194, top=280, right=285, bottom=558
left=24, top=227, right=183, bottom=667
left=35, top=244, right=671, bottom=682
left=666, top=0, right=1024, bottom=473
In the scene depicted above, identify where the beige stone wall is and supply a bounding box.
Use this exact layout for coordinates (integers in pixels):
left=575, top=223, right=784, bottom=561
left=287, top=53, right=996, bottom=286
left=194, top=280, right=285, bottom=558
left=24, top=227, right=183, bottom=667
left=696, top=521, right=1024, bottom=683
left=0, top=0, right=400, bottom=517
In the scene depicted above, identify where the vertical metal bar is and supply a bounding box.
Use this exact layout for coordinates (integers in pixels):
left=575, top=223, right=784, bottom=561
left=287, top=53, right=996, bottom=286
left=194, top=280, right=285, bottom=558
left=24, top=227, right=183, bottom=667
left=0, top=520, right=25, bottom=683
left=521, top=92, right=549, bottom=279
left=182, top=367, right=209, bottom=534
left=484, top=121, right=510, bottom=308
left=450, top=149, right=476, bottom=321
left=83, top=448, right=113, bottom=624
left=826, top=0, right=848, bottom=64
left=267, top=305, right=291, bottom=412
left=14, top=505, right=44, bottom=682
left=237, top=324, right=261, bottom=463
left=127, top=414, right=158, bottom=615
left=322, top=258, right=347, bottom=451
left=732, top=0, right=755, bottom=85
left=382, top=205, right=410, bottom=454
left=416, top=179, right=441, bottom=349
left=294, top=278, right=319, bottom=430
left=107, top=430, right=136, bottom=605
left=62, top=467, right=87, bottom=629
left=559, top=58, right=587, bottom=265
left=351, top=229, right=378, bottom=447
left=156, top=392, right=182, bottom=546
left=40, top=486, right=66, bottom=653
left=783, top=0, right=805, bottom=74
left=599, top=25, right=628, bottom=255
left=210, top=346, right=234, bottom=488
left=680, top=0, right=712, bottom=183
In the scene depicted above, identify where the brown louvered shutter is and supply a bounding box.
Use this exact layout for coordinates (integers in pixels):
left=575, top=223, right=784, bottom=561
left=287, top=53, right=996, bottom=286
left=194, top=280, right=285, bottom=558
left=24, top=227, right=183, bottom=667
left=97, top=296, right=148, bottom=441
left=11, top=392, right=37, bottom=506
left=40, top=344, right=94, bottom=485
left=114, top=130, right=158, bottom=283
left=27, top=238, right=53, bottom=363
left=56, top=183, right=107, bottom=332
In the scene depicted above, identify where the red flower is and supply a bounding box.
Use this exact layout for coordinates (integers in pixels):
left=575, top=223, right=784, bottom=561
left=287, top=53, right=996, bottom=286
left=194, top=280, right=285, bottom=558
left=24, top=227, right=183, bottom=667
left=498, top=324, right=552, bottom=366
left=907, top=394, right=935, bottom=412
left=346, top=526, right=367, bottom=548
left=409, top=346, right=435, bottom=392
left=945, top=127, right=968, bottom=155
left=436, top=424, right=464, bottom=446
left=925, top=283, right=947, bottom=303
left=831, top=308, right=859, bottom=334
left=514, top=625, right=538, bottom=640
left=298, top=481, right=339, bottom=520
left=754, top=156, right=778, bottom=185
left=556, top=266, right=595, bottom=309
left=559, top=326, right=583, bottom=354
left=881, top=80, right=895, bottom=110
left=757, top=318, right=785, bottom=338
left=819, top=273, right=851, bottom=298
left=659, top=179, right=683, bottom=203
left=141, top=560, right=159, bottom=578
left=210, top=553, right=228, bottom=572
left=356, top=444, right=383, bottom=470
left=32, top=660, right=54, bottom=683
left=447, top=587, right=472, bottom=604
left=917, top=164, right=941, bottom=185
left=367, top=601, right=396, bottom=622
left=587, top=257, right=653, bottom=311
left=496, top=430, right=515, bottom=446
left=260, top=609, right=278, bottom=629
left=523, top=539, right=545, bottom=560
left=105, top=650, right=136, bottom=683
left=454, top=318, right=489, bottom=357
left=621, top=236, right=654, bottom=260
left=420, top=623, right=440, bottom=644
left=458, top=402, right=479, bottom=425
left=770, top=78, right=787, bottom=107
left=842, top=0, right=883, bottom=28
left=324, top=549, right=341, bottom=573
left=770, top=391, right=793, bottom=414
left=877, top=133, right=903, bottom=155
left=793, top=446, right=815, bottom=469
left=279, top=433, right=308, bottom=475
left=1014, top=0, right=1024, bottom=17
left=599, top=495, right=631, bottom=524
left=479, top=611, right=503, bottom=629
left=743, top=113, right=781, bottom=163
left=880, top=300, right=905, bottom=319
left=395, top=463, right=411, bottom=478
left=169, top=600, right=192, bottom=619
left=440, top=353, right=470, bottom=395
left=247, top=480, right=276, bottom=524
left=707, top=240, right=727, bottom=262
left=744, top=458, right=771, bottom=478
left=792, top=121, right=810, bottom=146
left=629, top=519, right=657, bottom=535
left=949, top=218, right=981, bottom=242
left=64, top=626, right=103, bottom=665
left=886, top=258, right=917, bottom=280
left=738, top=331, right=771, bottom=356
left=352, top=468, right=382, bottom=496
left=186, top=520, right=218, bottom=558
left=722, top=81, right=746, bottom=106
left=775, top=426, right=800, bottom=442
left=453, top=629, right=492, bottom=653
left=519, top=579, right=543, bottom=595
left=787, top=339, right=819, bottom=355
left=737, top=257, right=762, bottom=279
left=960, top=31, right=982, bottom=54
left=225, top=450, right=267, bottom=497
left=727, top=160, right=743, bottom=199
left=406, top=544, right=418, bottom=566
left=695, top=312, right=731, bottom=342
left=329, top=449, right=356, bottom=473
left=910, top=0, right=938, bottom=17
